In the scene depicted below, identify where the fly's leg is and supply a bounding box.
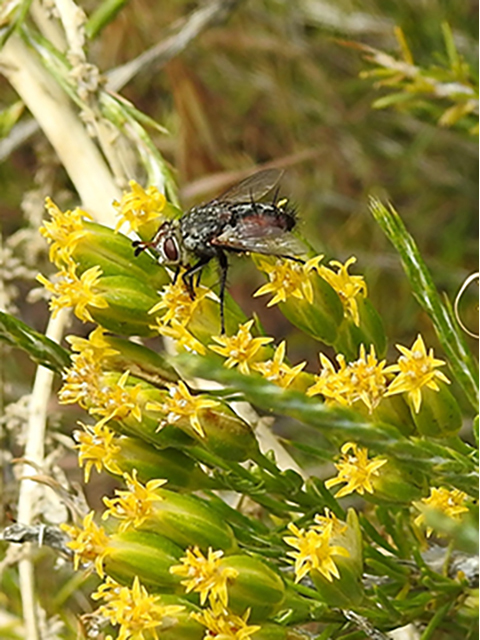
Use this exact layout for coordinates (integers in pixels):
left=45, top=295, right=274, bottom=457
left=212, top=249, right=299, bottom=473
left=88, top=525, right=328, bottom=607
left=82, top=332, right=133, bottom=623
left=172, top=266, right=181, bottom=285
left=217, top=250, right=229, bottom=334
left=281, top=255, right=305, bottom=264
left=181, top=257, right=210, bottom=299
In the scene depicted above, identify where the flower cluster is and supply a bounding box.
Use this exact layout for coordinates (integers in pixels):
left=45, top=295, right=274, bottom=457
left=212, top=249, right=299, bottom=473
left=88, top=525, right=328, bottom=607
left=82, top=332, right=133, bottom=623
left=34, top=181, right=473, bottom=640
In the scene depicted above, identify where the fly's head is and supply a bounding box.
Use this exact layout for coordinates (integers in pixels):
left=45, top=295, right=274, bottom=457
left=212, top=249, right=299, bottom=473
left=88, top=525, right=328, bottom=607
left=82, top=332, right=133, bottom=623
left=133, top=219, right=187, bottom=266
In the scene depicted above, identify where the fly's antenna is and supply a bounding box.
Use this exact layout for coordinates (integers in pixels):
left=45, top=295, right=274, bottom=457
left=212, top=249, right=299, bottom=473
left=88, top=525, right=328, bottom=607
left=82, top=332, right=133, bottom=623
left=132, top=240, right=152, bottom=257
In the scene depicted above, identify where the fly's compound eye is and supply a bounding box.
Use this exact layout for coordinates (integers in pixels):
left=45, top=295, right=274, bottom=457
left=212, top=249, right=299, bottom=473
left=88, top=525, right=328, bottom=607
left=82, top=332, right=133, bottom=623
left=163, top=236, right=179, bottom=263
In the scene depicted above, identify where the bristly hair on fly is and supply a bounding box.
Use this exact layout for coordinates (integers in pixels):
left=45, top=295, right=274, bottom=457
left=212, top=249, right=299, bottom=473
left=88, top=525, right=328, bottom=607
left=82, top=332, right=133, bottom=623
left=133, top=168, right=307, bottom=333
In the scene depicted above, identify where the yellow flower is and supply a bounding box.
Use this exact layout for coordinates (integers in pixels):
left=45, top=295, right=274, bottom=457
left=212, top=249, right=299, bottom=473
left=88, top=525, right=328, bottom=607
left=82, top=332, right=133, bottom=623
left=284, top=520, right=349, bottom=583
left=170, top=547, right=238, bottom=606
left=306, top=352, right=350, bottom=405
left=307, top=345, right=388, bottom=412
left=313, top=509, right=347, bottom=536
left=149, top=277, right=210, bottom=327
left=341, top=345, right=389, bottom=411
left=384, top=334, right=450, bottom=413
left=66, top=326, right=119, bottom=362
left=254, top=256, right=322, bottom=306
left=413, top=487, right=469, bottom=537
left=252, top=341, right=306, bottom=388
left=113, top=180, right=166, bottom=233
left=40, top=197, right=91, bottom=268
left=61, top=511, right=110, bottom=577
left=317, top=256, right=367, bottom=326
left=92, top=576, right=184, bottom=640
left=147, top=381, right=219, bottom=438
left=152, top=318, right=207, bottom=355
left=90, top=370, right=144, bottom=428
left=191, top=601, right=260, bottom=640
left=58, top=349, right=104, bottom=409
left=325, top=442, right=387, bottom=498
left=37, top=264, right=108, bottom=323
left=75, top=422, right=122, bottom=482
left=102, top=470, right=167, bottom=531
left=210, top=320, right=273, bottom=375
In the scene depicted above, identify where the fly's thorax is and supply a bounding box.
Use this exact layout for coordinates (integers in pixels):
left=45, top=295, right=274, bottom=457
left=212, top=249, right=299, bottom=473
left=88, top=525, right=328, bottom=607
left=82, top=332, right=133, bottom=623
left=180, top=204, right=231, bottom=256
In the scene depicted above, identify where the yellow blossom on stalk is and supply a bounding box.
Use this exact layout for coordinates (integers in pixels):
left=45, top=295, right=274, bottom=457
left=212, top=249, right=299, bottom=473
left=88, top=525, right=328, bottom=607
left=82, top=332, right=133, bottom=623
left=210, top=320, right=273, bottom=374
left=75, top=422, right=122, bottom=482
left=170, top=547, right=238, bottom=606
left=317, top=256, right=367, bottom=326
left=307, top=345, right=388, bottom=412
left=252, top=341, right=306, bottom=388
left=152, top=318, right=207, bottom=355
left=254, top=256, right=323, bottom=306
left=149, top=278, right=210, bottom=326
left=58, top=350, right=104, bottom=408
left=384, top=334, right=450, bottom=413
left=306, top=352, right=350, bottom=405
left=92, top=576, right=184, bottom=640
left=66, top=326, right=119, bottom=361
left=313, top=509, right=347, bottom=536
left=413, top=487, right=469, bottom=537
left=113, top=180, right=166, bottom=233
left=325, top=442, right=387, bottom=498
left=40, top=197, right=91, bottom=268
left=61, top=511, right=110, bottom=577
left=192, top=601, right=260, bottom=640
left=284, top=520, right=350, bottom=583
left=147, top=381, right=219, bottom=438
left=37, top=264, right=108, bottom=322
left=102, top=470, right=167, bottom=531
left=90, top=370, right=144, bottom=428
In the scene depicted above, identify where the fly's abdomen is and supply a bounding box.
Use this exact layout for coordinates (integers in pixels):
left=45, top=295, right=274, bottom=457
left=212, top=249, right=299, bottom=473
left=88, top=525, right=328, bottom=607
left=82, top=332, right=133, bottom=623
left=231, top=202, right=297, bottom=232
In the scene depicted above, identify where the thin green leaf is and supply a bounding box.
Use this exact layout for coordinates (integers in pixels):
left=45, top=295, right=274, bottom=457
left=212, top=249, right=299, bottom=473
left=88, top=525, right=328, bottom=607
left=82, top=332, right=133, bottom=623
left=0, top=311, right=70, bottom=373
left=369, top=197, right=478, bottom=410
left=85, top=0, right=131, bottom=40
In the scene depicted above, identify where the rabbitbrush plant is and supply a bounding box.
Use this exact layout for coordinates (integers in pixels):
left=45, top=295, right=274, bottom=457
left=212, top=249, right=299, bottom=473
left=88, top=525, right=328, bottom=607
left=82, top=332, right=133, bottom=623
left=0, top=2, right=477, bottom=640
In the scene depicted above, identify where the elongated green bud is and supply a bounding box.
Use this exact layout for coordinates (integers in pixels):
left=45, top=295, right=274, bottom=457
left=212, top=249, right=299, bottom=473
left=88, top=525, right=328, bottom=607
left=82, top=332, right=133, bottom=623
left=75, top=221, right=168, bottom=290
left=411, top=381, right=462, bottom=438
left=310, top=509, right=364, bottom=608
left=104, top=530, right=185, bottom=591
left=219, top=555, right=285, bottom=621
left=113, top=438, right=216, bottom=490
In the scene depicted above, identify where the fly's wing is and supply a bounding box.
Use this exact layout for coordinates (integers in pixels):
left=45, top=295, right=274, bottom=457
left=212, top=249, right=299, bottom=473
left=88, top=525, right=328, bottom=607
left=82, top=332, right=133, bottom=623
left=215, top=169, right=283, bottom=204
left=211, top=220, right=307, bottom=257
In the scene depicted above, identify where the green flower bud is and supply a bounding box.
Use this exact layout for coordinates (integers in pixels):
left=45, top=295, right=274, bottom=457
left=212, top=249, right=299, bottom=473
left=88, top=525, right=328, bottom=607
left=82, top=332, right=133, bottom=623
left=310, top=509, right=364, bottom=608
left=75, top=221, right=167, bottom=290
left=252, top=255, right=343, bottom=345
left=370, top=460, right=424, bottom=504
left=91, top=275, right=159, bottom=336
left=371, top=394, right=415, bottom=437
left=103, top=335, right=180, bottom=385
left=197, top=404, right=259, bottom=462
left=334, top=297, right=386, bottom=360
left=113, top=438, right=216, bottom=490
left=113, top=486, right=237, bottom=554
left=410, top=381, right=462, bottom=438
left=149, top=596, right=204, bottom=640
left=104, top=530, right=184, bottom=591
left=278, top=274, right=344, bottom=345
left=218, top=555, right=285, bottom=621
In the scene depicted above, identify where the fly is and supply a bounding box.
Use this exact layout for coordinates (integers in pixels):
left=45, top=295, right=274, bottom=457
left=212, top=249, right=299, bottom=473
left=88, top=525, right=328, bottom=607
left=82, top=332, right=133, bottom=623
left=133, top=169, right=306, bottom=333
